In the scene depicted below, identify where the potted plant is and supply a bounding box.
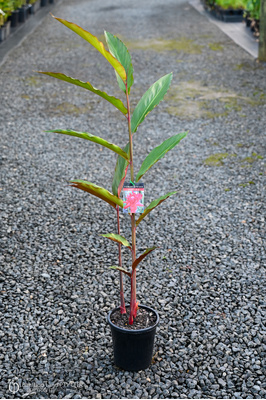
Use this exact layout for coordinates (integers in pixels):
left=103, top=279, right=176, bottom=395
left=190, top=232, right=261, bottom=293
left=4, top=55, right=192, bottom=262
left=0, top=8, right=5, bottom=41
left=245, top=0, right=260, bottom=37
left=201, top=0, right=248, bottom=22
left=37, top=16, right=187, bottom=371
left=0, top=0, right=12, bottom=41
left=10, top=0, right=20, bottom=27
left=28, top=0, right=41, bottom=15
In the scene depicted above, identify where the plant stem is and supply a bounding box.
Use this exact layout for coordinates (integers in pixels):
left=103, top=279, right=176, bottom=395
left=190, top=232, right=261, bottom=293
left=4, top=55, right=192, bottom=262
left=126, top=84, right=138, bottom=325
left=117, top=205, right=126, bottom=314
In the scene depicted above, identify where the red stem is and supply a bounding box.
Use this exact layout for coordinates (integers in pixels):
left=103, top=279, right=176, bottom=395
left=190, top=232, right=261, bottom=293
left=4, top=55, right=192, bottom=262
left=126, top=84, right=138, bottom=325
left=117, top=205, right=126, bottom=314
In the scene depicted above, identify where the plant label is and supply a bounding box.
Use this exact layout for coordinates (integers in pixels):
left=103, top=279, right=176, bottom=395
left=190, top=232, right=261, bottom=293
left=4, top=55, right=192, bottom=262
left=122, top=182, right=144, bottom=214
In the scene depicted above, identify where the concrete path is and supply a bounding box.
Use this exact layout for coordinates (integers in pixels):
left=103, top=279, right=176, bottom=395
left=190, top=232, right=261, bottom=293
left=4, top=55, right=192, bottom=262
left=0, top=0, right=265, bottom=398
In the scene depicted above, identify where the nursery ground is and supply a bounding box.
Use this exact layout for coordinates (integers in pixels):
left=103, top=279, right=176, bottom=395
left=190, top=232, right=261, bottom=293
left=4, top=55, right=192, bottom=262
left=0, top=0, right=265, bottom=398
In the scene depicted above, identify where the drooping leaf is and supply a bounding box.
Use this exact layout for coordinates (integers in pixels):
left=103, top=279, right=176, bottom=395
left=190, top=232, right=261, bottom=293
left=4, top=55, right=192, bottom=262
left=110, top=266, right=131, bottom=278
left=38, top=72, right=127, bottom=115
left=69, top=180, right=123, bottom=209
left=104, top=31, right=134, bottom=94
left=100, top=233, right=131, bottom=249
left=132, top=246, right=157, bottom=271
left=136, top=191, right=177, bottom=226
left=52, top=15, right=127, bottom=82
left=131, top=73, right=172, bottom=133
left=46, top=129, right=129, bottom=161
left=112, top=143, right=130, bottom=197
left=136, top=132, right=187, bottom=182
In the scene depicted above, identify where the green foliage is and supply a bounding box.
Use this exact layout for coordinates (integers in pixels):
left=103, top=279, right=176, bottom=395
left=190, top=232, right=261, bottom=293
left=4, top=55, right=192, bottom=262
left=112, top=143, right=130, bottom=197
left=69, top=180, right=123, bottom=209
left=12, top=0, right=25, bottom=10
left=39, top=72, right=128, bottom=115
left=104, top=31, right=134, bottom=94
left=136, top=132, right=187, bottom=182
left=214, top=0, right=248, bottom=9
left=101, top=233, right=131, bottom=249
left=132, top=247, right=158, bottom=271
left=52, top=16, right=127, bottom=83
left=46, top=129, right=130, bottom=160
left=246, top=0, right=260, bottom=19
left=136, top=191, right=177, bottom=226
left=204, top=0, right=249, bottom=9
left=0, top=0, right=13, bottom=23
left=41, top=17, right=187, bottom=325
left=131, top=73, right=173, bottom=134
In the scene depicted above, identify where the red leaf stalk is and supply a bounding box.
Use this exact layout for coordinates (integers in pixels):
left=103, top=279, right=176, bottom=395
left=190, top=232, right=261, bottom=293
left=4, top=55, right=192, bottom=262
left=117, top=205, right=126, bottom=314
left=126, top=84, right=138, bottom=325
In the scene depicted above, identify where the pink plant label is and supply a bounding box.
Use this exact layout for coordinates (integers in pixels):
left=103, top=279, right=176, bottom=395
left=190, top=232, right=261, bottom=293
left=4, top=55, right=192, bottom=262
left=122, top=182, right=144, bottom=214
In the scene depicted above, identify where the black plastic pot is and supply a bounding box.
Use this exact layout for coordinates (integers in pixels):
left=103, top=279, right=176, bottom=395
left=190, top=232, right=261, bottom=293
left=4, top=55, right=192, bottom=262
left=18, top=6, right=29, bottom=23
left=107, top=305, right=159, bottom=371
left=11, top=10, right=19, bottom=28
left=41, top=0, right=47, bottom=6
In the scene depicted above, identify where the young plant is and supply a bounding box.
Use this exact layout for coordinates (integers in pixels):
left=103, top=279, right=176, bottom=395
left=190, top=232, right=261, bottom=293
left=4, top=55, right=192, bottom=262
left=39, top=16, right=187, bottom=325
left=0, top=0, right=13, bottom=24
left=246, top=0, right=261, bottom=19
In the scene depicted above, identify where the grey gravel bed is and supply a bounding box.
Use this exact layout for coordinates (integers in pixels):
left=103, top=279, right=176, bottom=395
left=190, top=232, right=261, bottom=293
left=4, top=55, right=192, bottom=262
left=0, top=0, right=265, bottom=398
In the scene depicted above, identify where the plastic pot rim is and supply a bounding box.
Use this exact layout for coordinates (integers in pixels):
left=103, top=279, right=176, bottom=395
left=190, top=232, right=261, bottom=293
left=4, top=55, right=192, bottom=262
left=107, top=304, right=159, bottom=335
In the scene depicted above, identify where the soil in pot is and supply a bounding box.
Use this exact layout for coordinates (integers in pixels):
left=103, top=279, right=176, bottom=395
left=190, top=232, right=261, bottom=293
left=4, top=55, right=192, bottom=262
left=110, top=306, right=157, bottom=330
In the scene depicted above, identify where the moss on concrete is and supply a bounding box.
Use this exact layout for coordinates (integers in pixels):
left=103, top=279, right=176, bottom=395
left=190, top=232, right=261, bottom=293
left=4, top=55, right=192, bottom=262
left=204, top=153, right=229, bottom=166
left=25, top=76, right=42, bottom=87
left=53, top=102, right=89, bottom=115
left=208, top=43, right=224, bottom=51
left=239, top=181, right=255, bottom=187
left=165, top=80, right=266, bottom=120
left=125, top=37, right=203, bottom=54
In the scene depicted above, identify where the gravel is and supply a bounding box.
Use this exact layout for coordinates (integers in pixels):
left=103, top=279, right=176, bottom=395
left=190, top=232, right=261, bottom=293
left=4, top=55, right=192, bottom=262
left=0, top=0, right=265, bottom=398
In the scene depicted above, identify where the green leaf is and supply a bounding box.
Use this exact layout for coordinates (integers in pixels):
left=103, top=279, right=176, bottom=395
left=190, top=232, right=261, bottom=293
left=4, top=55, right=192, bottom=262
left=136, top=132, right=187, bottom=182
left=69, top=180, right=123, bottom=209
left=52, top=16, right=127, bottom=83
left=131, top=73, right=172, bottom=133
left=112, top=143, right=130, bottom=197
left=38, top=72, right=127, bottom=115
left=132, top=247, right=157, bottom=271
left=110, top=266, right=131, bottom=278
left=100, top=233, right=131, bottom=249
left=136, top=191, right=177, bottom=226
left=46, top=129, right=129, bottom=161
left=104, top=31, right=134, bottom=94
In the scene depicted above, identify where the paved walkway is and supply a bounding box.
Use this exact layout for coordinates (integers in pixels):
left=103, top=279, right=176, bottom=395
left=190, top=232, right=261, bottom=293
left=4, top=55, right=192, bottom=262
left=0, top=0, right=265, bottom=398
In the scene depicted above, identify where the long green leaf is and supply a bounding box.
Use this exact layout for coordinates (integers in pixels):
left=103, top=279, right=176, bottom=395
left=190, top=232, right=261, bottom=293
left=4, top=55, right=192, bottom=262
left=69, top=180, right=123, bottom=209
left=100, top=233, right=131, bottom=249
left=131, top=73, right=172, bottom=133
left=52, top=16, right=127, bottom=82
left=136, top=191, right=177, bottom=226
left=132, top=247, right=157, bottom=271
left=112, top=143, right=130, bottom=197
left=110, top=266, right=131, bottom=278
left=136, top=132, right=187, bottom=182
left=38, top=72, right=127, bottom=114
left=46, top=129, right=129, bottom=161
left=104, top=31, right=134, bottom=94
